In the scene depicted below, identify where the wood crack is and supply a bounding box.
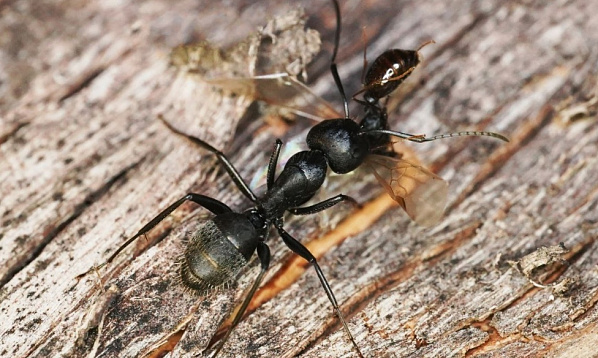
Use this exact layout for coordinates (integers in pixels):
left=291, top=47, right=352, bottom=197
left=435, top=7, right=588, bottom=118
left=57, top=66, right=106, bottom=103
left=0, top=155, right=147, bottom=289
left=0, top=121, right=29, bottom=145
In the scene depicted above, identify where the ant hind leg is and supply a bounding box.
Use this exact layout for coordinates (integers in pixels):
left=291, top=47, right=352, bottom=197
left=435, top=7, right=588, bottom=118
left=76, top=193, right=231, bottom=280
left=208, top=242, right=271, bottom=357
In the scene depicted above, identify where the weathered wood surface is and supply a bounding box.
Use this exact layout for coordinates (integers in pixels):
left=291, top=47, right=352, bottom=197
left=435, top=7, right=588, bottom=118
left=1, top=0, right=597, bottom=357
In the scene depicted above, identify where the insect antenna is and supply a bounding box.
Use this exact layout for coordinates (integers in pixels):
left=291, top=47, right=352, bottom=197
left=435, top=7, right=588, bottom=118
left=364, top=129, right=510, bottom=143
left=419, top=130, right=509, bottom=142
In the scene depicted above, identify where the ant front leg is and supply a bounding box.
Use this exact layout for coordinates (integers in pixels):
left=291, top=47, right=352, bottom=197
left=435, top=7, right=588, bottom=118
left=76, top=194, right=231, bottom=279
left=288, top=194, right=360, bottom=215
left=329, top=0, right=350, bottom=119
left=209, top=242, right=271, bottom=357
left=277, top=226, right=364, bottom=358
left=267, top=139, right=283, bottom=190
left=158, top=115, right=258, bottom=202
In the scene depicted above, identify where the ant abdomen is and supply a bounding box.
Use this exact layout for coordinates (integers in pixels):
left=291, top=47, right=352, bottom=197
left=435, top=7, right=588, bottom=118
left=363, top=49, right=421, bottom=102
left=180, top=213, right=258, bottom=292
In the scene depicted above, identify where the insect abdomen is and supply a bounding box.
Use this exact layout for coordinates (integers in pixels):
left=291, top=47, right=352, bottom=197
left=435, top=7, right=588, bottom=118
left=180, top=215, right=257, bottom=293
left=364, top=49, right=420, bottom=101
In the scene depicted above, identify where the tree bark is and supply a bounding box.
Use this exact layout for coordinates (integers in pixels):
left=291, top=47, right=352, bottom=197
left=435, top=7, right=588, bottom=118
left=1, top=0, right=597, bottom=358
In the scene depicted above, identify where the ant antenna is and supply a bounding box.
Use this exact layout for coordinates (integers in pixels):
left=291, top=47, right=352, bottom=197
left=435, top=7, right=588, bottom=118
left=330, top=0, right=350, bottom=119
left=364, top=129, right=510, bottom=143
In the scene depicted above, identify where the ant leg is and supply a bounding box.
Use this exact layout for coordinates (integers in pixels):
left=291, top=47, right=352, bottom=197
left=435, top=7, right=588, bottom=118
left=277, top=227, right=364, bottom=358
left=353, top=98, right=370, bottom=107
left=288, top=194, right=360, bottom=215
left=267, top=139, right=283, bottom=190
left=76, top=194, right=231, bottom=279
left=159, top=115, right=258, bottom=202
left=210, top=242, right=271, bottom=357
left=330, top=0, right=349, bottom=119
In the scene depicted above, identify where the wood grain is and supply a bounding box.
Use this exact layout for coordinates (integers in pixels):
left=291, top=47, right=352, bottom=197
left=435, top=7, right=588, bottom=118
left=1, top=0, right=597, bottom=357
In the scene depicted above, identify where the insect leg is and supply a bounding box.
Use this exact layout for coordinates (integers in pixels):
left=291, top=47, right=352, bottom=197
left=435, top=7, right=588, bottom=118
left=267, top=139, right=283, bottom=190
left=159, top=115, right=258, bottom=202
left=277, top=227, right=364, bottom=358
left=210, top=242, right=271, bottom=357
left=288, top=194, right=360, bottom=215
left=329, top=0, right=349, bottom=119
left=76, top=194, right=231, bottom=279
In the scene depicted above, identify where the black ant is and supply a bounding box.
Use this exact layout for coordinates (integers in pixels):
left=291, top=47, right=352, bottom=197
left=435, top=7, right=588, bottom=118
left=78, top=0, right=508, bottom=356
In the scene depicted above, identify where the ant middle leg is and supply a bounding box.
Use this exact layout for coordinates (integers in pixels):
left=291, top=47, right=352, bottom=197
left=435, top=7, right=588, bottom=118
left=158, top=115, right=258, bottom=202
left=277, top=226, right=364, bottom=358
left=289, top=194, right=360, bottom=215
left=76, top=194, right=231, bottom=279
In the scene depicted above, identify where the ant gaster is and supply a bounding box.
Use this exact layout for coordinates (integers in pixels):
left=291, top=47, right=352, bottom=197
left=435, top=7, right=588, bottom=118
left=79, top=0, right=508, bottom=356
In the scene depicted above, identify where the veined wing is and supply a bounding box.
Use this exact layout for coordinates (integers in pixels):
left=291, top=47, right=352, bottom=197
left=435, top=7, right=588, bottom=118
left=168, top=8, right=340, bottom=123
left=366, top=154, right=448, bottom=226
left=205, top=73, right=342, bottom=122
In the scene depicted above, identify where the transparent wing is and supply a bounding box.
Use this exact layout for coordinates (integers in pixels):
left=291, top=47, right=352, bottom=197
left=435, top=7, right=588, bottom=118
left=366, top=155, right=448, bottom=226
left=168, top=8, right=340, bottom=123
left=170, top=39, right=259, bottom=79
left=203, top=73, right=342, bottom=122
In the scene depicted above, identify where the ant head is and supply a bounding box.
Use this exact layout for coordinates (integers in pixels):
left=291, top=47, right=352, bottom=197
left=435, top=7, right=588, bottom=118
left=306, top=119, right=369, bottom=174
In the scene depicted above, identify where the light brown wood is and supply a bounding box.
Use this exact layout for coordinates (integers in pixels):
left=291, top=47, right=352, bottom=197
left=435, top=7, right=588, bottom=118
left=1, top=1, right=597, bottom=358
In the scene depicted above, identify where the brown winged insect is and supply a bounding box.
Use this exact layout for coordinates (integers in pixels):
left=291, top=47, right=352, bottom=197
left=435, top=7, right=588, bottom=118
left=347, top=37, right=507, bottom=225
